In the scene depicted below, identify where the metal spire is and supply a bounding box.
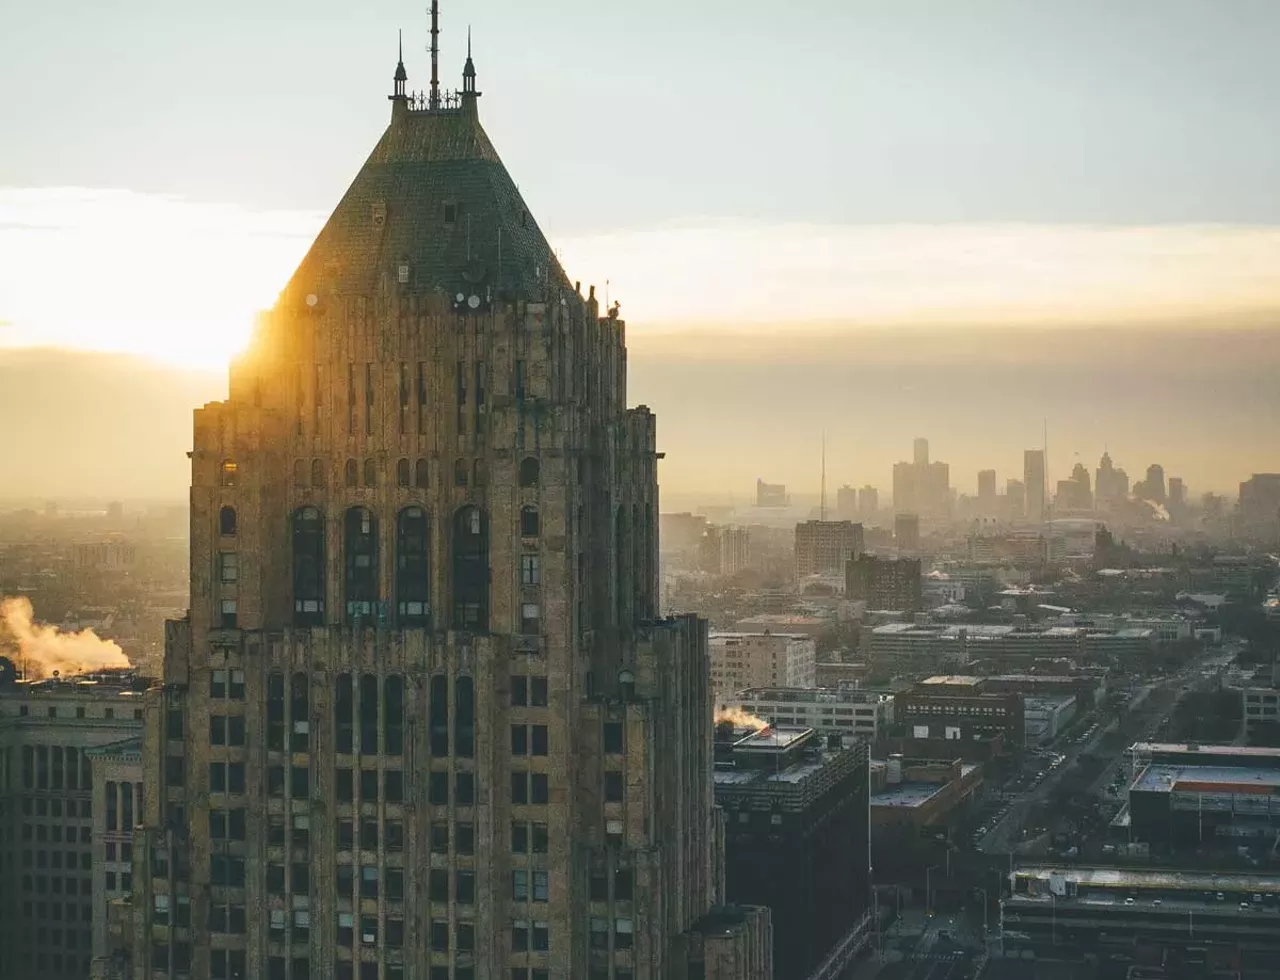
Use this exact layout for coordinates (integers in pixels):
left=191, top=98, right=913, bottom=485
left=429, top=1, right=440, bottom=109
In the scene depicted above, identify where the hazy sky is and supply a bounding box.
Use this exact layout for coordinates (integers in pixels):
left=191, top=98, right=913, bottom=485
left=1, top=0, right=1278, bottom=496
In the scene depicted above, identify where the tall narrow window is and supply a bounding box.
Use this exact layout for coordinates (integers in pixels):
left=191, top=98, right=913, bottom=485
left=365, top=363, right=375, bottom=436
left=396, top=507, right=430, bottom=626
left=220, top=460, right=238, bottom=487
left=344, top=459, right=358, bottom=488
left=335, top=674, right=354, bottom=754
left=267, top=672, right=285, bottom=751
left=518, top=458, right=540, bottom=488
left=454, top=459, right=468, bottom=487
left=293, top=507, right=325, bottom=626
left=398, top=363, right=410, bottom=434
left=315, top=363, right=324, bottom=417
left=290, top=672, right=310, bottom=752
left=219, top=506, right=237, bottom=537
left=416, top=362, right=429, bottom=431
left=310, top=458, right=325, bottom=487
left=293, top=460, right=307, bottom=487
left=520, top=506, right=540, bottom=538
left=360, top=674, right=378, bottom=754
left=362, top=459, right=376, bottom=488
left=396, top=458, right=410, bottom=488
left=429, top=675, right=449, bottom=756
left=474, top=363, right=486, bottom=432
left=451, top=506, right=488, bottom=631
left=455, top=361, right=466, bottom=435
left=514, top=360, right=527, bottom=400
left=347, top=364, right=357, bottom=435
left=615, top=508, right=630, bottom=628
left=383, top=676, right=404, bottom=756
left=344, top=508, right=378, bottom=620
left=455, top=677, right=475, bottom=758
left=414, top=459, right=430, bottom=489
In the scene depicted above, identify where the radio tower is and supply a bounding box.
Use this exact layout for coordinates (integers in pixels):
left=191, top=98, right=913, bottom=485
left=429, top=1, right=440, bottom=109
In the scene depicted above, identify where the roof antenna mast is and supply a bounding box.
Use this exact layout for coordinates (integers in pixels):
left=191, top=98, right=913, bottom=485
left=429, top=1, right=441, bottom=109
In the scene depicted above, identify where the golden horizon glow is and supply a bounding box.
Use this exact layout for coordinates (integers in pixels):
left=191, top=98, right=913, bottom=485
left=4, top=187, right=1280, bottom=371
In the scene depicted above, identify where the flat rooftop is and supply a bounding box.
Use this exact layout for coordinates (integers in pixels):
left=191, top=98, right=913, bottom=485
left=736, top=727, right=811, bottom=751
left=920, top=675, right=984, bottom=687
left=872, top=782, right=946, bottom=809
left=1133, top=763, right=1280, bottom=795
left=1013, top=865, right=1280, bottom=894
left=709, top=632, right=812, bottom=640
left=1132, top=742, right=1280, bottom=761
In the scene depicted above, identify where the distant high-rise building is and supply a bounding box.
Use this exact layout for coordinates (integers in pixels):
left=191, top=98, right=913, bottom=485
left=1239, top=474, right=1280, bottom=533
left=1135, top=463, right=1167, bottom=504
left=757, top=478, right=788, bottom=508
left=709, top=633, right=817, bottom=704
left=846, top=555, right=923, bottom=612
left=858, top=485, right=879, bottom=518
left=1168, top=477, right=1186, bottom=510
left=1095, top=452, right=1129, bottom=511
left=1024, top=449, right=1046, bottom=522
left=894, top=513, right=920, bottom=553
left=913, top=437, right=930, bottom=467
left=1055, top=462, right=1093, bottom=512
left=835, top=485, right=858, bottom=519
left=1006, top=478, right=1026, bottom=519
left=720, top=526, right=751, bottom=576
left=977, top=469, right=997, bottom=507
left=795, top=520, right=864, bottom=579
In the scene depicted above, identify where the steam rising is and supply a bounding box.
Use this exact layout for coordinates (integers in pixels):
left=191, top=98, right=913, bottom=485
left=0, top=597, right=132, bottom=680
left=715, top=706, right=771, bottom=731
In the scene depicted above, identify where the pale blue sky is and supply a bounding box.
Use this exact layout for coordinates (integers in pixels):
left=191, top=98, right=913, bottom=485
left=4, top=0, right=1280, bottom=232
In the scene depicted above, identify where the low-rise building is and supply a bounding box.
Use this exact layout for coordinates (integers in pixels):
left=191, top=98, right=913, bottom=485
left=1243, top=687, right=1280, bottom=745
left=1024, top=695, right=1077, bottom=744
left=869, top=755, right=984, bottom=833
left=710, top=633, right=816, bottom=706
left=730, top=687, right=894, bottom=740
left=897, top=676, right=1026, bottom=746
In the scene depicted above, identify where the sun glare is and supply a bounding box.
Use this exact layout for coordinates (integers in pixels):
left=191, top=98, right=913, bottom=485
left=0, top=188, right=320, bottom=370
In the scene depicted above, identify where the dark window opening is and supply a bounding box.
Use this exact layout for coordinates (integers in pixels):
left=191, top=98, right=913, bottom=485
left=219, top=506, right=237, bottom=537
left=290, top=672, right=309, bottom=752
left=344, top=507, right=378, bottom=620
left=455, top=677, right=475, bottom=758
left=518, top=457, right=540, bottom=488
left=292, top=507, right=325, bottom=626
left=310, top=458, right=325, bottom=487
left=429, top=675, right=449, bottom=756
left=362, top=458, right=376, bottom=488
left=344, top=459, right=358, bottom=488
left=396, top=458, right=410, bottom=487
left=451, top=506, right=489, bottom=631
left=396, top=507, right=430, bottom=626
left=335, top=673, right=354, bottom=754
left=453, top=459, right=468, bottom=487
left=414, top=458, right=429, bottom=488
left=267, top=673, right=285, bottom=752
left=444, top=202, right=457, bottom=224
left=383, top=676, right=404, bottom=756
left=520, top=506, right=539, bottom=538
left=359, top=673, right=379, bottom=755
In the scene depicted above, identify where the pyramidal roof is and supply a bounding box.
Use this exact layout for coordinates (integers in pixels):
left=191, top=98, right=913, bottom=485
left=284, top=58, right=568, bottom=308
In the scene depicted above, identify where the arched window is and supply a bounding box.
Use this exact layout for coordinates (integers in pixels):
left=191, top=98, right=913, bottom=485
left=363, top=459, right=377, bottom=488
left=396, top=508, right=430, bottom=626
left=293, top=460, right=307, bottom=487
left=520, top=506, right=540, bottom=538
left=292, top=507, right=325, bottom=626
left=429, top=675, right=449, bottom=756
left=473, top=459, right=487, bottom=488
left=360, top=673, right=379, bottom=754
left=455, top=677, right=475, bottom=758
left=414, top=459, right=429, bottom=489
left=311, top=459, right=326, bottom=487
left=451, top=506, right=488, bottom=631
left=383, top=676, right=404, bottom=756
left=219, top=506, right=237, bottom=537
left=220, top=460, right=238, bottom=487
left=344, top=459, right=358, bottom=488
left=453, top=459, right=468, bottom=487
left=396, top=458, right=410, bottom=488
left=518, top=457, right=540, bottom=488
left=344, top=507, right=379, bottom=620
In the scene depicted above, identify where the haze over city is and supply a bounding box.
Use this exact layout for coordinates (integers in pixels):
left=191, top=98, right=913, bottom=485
left=3, top=5, right=1280, bottom=980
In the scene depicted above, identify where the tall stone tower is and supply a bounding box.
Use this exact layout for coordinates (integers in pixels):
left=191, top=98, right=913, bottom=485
left=130, top=21, right=769, bottom=980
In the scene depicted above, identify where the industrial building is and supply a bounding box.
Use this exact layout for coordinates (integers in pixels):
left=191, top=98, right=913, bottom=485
left=729, top=687, right=894, bottom=741
left=1002, top=865, right=1280, bottom=973
left=0, top=669, right=147, bottom=980
left=897, top=676, right=1026, bottom=747
left=714, top=726, right=871, bottom=980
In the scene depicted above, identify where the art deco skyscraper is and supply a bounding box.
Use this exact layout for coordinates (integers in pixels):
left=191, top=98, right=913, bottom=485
left=131, top=24, right=769, bottom=980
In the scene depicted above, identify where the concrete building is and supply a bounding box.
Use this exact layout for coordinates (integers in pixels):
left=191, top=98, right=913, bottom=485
left=893, top=514, right=920, bottom=553
left=1004, top=478, right=1026, bottom=519
left=718, top=527, right=751, bottom=577
left=0, top=670, right=147, bottom=980
left=794, top=520, right=863, bottom=580
left=72, top=539, right=138, bottom=574
left=1244, top=688, right=1280, bottom=745
left=976, top=470, right=996, bottom=511
left=1239, top=473, right=1280, bottom=536
left=88, top=737, right=144, bottom=980
left=897, top=676, right=1025, bottom=746
left=857, top=486, right=878, bottom=519
left=730, top=687, right=894, bottom=740
left=845, top=555, right=922, bottom=614
left=709, top=634, right=816, bottom=706
left=869, top=755, right=983, bottom=833
left=129, top=33, right=768, bottom=980
left=835, top=486, right=858, bottom=520
left=1023, top=449, right=1046, bottom=523
left=713, top=727, right=871, bottom=980
left=1023, top=695, right=1076, bottom=744
left=893, top=440, right=950, bottom=518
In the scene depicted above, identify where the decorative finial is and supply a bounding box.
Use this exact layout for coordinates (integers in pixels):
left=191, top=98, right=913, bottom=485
left=391, top=29, right=408, bottom=100
left=462, top=25, right=479, bottom=97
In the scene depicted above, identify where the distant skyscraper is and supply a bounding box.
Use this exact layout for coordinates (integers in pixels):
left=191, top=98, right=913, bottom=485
left=977, top=469, right=997, bottom=506
left=720, top=526, right=752, bottom=576
left=1239, top=473, right=1280, bottom=532
left=894, top=513, right=920, bottom=553
left=1024, top=449, right=1046, bottom=522
left=1006, top=478, right=1026, bottom=519
left=1168, top=477, right=1185, bottom=510
left=795, top=521, right=864, bottom=579
left=913, top=437, right=930, bottom=467
left=858, top=485, right=878, bottom=519
left=756, top=478, right=788, bottom=508
left=1136, top=463, right=1167, bottom=504
left=1055, top=462, right=1093, bottom=512
left=835, top=485, right=858, bottom=519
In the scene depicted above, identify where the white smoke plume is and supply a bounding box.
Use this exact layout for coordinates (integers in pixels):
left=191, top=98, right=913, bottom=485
left=715, top=706, right=770, bottom=731
left=0, top=596, right=132, bottom=679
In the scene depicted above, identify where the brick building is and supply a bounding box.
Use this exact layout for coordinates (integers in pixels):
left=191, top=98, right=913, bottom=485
left=844, top=555, right=921, bottom=612
left=128, top=21, right=767, bottom=980
left=896, top=676, right=1025, bottom=747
